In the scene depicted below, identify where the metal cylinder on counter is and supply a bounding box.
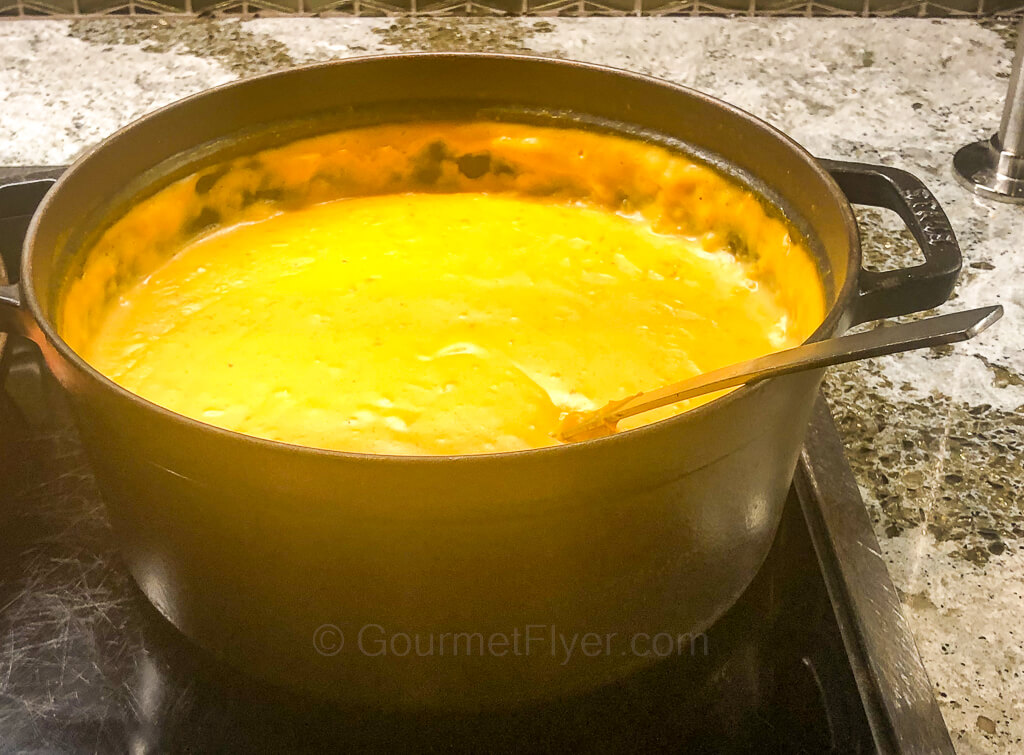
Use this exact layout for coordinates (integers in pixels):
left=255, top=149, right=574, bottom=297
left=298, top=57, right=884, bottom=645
left=953, top=19, right=1024, bottom=204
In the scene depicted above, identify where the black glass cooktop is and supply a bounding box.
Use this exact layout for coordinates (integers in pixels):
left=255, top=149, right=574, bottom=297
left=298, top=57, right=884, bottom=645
left=0, top=170, right=953, bottom=753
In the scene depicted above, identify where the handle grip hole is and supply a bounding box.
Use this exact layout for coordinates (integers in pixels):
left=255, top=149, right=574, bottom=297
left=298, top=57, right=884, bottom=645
left=853, top=206, right=926, bottom=273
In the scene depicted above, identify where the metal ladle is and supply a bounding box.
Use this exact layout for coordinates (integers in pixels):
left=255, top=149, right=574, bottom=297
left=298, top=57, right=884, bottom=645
left=557, top=305, right=1003, bottom=442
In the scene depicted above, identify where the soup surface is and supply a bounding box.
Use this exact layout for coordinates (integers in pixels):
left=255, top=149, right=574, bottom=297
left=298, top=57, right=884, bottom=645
left=65, top=122, right=825, bottom=455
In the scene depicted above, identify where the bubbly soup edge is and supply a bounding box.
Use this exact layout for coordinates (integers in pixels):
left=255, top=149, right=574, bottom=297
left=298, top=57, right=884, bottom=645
left=61, top=122, right=826, bottom=455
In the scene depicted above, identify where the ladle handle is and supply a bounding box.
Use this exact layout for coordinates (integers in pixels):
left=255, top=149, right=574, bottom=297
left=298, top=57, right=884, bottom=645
left=561, top=306, right=1002, bottom=441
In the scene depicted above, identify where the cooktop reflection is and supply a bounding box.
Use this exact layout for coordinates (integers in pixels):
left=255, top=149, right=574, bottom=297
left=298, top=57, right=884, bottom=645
left=0, top=171, right=952, bottom=754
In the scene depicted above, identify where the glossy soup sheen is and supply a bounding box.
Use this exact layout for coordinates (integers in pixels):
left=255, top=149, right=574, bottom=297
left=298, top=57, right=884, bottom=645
left=61, top=121, right=826, bottom=456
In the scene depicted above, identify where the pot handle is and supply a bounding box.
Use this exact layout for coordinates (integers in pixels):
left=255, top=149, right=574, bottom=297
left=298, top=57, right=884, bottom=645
left=0, top=174, right=65, bottom=336
left=820, top=159, right=962, bottom=325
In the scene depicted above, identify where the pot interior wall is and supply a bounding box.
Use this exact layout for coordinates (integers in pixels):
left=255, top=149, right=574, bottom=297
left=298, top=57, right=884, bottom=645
left=28, top=56, right=854, bottom=339
left=54, top=117, right=828, bottom=365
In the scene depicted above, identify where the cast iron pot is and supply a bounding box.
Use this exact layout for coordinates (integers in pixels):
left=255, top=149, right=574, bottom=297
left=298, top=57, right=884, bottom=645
left=0, top=54, right=961, bottom=710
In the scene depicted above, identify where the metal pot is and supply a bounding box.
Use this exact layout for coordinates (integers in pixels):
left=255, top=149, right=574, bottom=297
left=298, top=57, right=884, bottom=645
left=0, top=54, right=961, bottom=710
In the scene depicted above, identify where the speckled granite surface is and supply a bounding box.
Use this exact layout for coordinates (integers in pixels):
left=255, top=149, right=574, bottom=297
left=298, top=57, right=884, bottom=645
left=0, top=16, right=1021, bottom=753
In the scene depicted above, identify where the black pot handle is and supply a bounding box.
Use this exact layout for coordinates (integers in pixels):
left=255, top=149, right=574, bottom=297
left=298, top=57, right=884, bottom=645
left=819, top=159, right=962, bottom=325
left=0, top=174, right=64, bottom=336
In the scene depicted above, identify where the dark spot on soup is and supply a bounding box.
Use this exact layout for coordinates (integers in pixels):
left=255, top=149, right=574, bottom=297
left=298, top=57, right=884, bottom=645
left=612, top=189, right=635, bottom=212
left=194, top=165, right=231, bottom=195
left=186, top=206, right=222, bottom=236
left=411, top=141, right=452, bottom=186
left=492, top=159, right=517, bottom=177
left=241, top=187, right=285, bottom=208
left=424, top=140, right=451, bottom=161
left=457, top=152, right=491, bottom=179
left=726, top=231, right=756, bottom=263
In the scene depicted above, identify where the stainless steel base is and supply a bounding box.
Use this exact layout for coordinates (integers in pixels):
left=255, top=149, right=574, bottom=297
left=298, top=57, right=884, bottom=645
left=953, top=135, right=1024, bottom=205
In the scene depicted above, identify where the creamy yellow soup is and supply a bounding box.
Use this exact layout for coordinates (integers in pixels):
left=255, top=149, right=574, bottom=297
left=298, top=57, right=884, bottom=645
left=62, top=122, right=825, bottom=455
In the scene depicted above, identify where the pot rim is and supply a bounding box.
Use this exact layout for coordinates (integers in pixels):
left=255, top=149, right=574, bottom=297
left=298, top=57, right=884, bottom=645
left=22, top=51, right=860, bottom=465
left=0, top=246, right=8, bottom=367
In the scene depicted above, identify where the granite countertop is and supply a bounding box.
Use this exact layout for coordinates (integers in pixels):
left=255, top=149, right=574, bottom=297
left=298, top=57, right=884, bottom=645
left=1, top=15, right=1021, bottom=753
